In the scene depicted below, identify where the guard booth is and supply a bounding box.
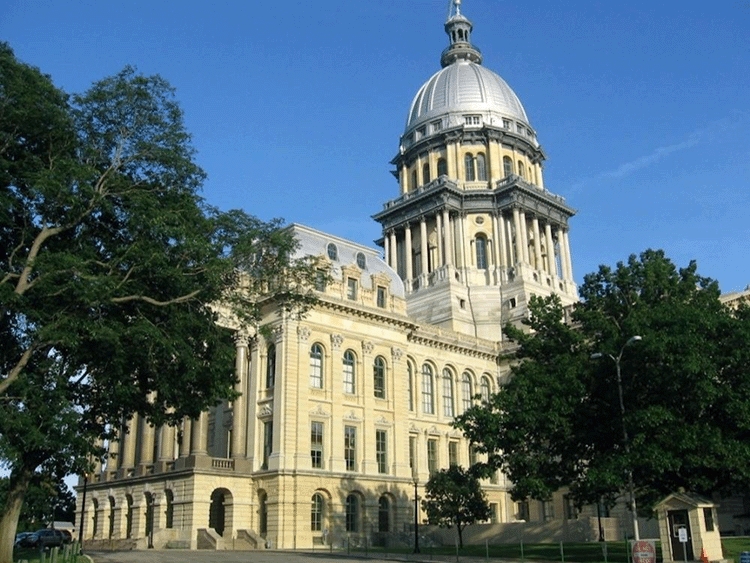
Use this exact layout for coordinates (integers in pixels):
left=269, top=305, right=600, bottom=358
left=655, top=493, right=723, bottom=562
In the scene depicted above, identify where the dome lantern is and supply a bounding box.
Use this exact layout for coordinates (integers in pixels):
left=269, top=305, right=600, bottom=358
left=441, top=0, right=483, bottom=67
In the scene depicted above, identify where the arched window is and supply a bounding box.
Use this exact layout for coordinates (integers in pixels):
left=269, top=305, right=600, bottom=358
left=108, top=497, right=116, bottom=539
left=462, top=372, right=473, bottom=413
left=311, top=493, right=324, bottom=532
left=373, top=356, right=386, bottom=399
left=310, top=344, right=323, bottom=388
left=327, top=243, right=338, bottom=261
left=422, top=162, right=431, bottom=184
left=411, top=169, right=418, bottom=190
left=258, top=491, right=268, bottom=537
left=343, top=350, right=356, bottom=394
left=477, top=153, right=487, bottom=181
left=437, top=158, right=448, bottom=177
left=480, top=376, right=492, bottom=402
left=378, top=496, right=391, bottom=532
left=266, top=343, right=276, bottom=389
left=518, top=160, right=525, bottom=179
left=443, top=368, right=455, bottom=418
left=164, top=490, right=174, bottom=529
left=422, top=364, right=435, bottom=414
left=464, top=153, right=475, bottom=181
left=407, top=361, right=415, bottom=411
left=91, top=498, right=99, bottom=539
left=345, top=494, right=359, bottom=532
left=125, top=495, right=134, bottom=539
left=503, top=156, right=513, bottom=177
left=475, top=235, right=488, bottom=269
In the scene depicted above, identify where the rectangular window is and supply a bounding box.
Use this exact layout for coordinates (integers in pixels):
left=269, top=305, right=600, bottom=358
left=704, top=507, right=715, bottom=532
left=543, top=500, right=554, bottom=521
left=344, top=426, right=356, bottom=471
left=427, top=439, right=438, bottom=475
left=314, top=269, right=327, bottom=291
left=408, top=365, right=414, bottom=411
left=347, top=277, right=358, bottom=300
left=376, top=286, right=387, bottom=308
left=464, top=115, right=480, bottom=126
left=468, top=445, right=477, bottom=467
left=376, top=430, right=388, bottom=474
left=503, top=119, right=511, bottom=130
left=490, top=503, right=499, bottom=523
left=310, top=421, right=323, bottom=469
left=422, top=370, right=434, bottom=414
left=448, top=441, right=458, bottom=467
left=262, top=421, right=273, bottom=470
left=409, top=436, right=416, bottom=476
left=432, top=120, right=442, bottom=132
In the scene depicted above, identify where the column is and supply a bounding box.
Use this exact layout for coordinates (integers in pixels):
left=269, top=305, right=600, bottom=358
left=562, top=229, right=574, bottom=281
left=532, top=217, right=543, bottom=271
left=139, top=417, right=155, bottom=468
left=383, top=234, right=390, bottom=268
left=419, top=217, right=428, bottom=277
left=404, top=223, right=413, bottom=283
left=190, top=412, right=208, bottom=455
left=389, top=231, right=397, bottom=271
left=545, top=223, right=555, bottom=276
left=245, top=338, right=260, bottom=465
left=435, top=213, right=443, bottom=266
left=442, top=209, right=453, bottom=267
left=157, top=424, right=176, bottom=462
left=107, top=433, right=119, bottom=473
left=498, top=213, right=509, bottom=268
left=512, top=208, right=523, bottom=266
left=458, top=214, right=468, bottom=269
left=179, top=418, right=191, bottom=458
left=119, top=416, right=137, bottom=471
left=492, top=213, right=503, bottom=269
left=231, top=332, right=249, bottom=458
left=519, top=211, right=530, bottom=264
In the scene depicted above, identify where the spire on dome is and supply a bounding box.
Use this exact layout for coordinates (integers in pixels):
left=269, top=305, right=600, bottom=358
left=441, top=0, right=482, bottom=67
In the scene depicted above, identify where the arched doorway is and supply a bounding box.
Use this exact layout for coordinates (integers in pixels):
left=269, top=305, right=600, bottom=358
left=125, top=495, right=134, bottom=539
left=209, top=488, right=231, bottom=536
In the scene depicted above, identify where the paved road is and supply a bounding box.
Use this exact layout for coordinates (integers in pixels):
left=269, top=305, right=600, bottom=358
left=85, top=549, right=495, bottom=563
left=87, top=550, right=422, bottom=563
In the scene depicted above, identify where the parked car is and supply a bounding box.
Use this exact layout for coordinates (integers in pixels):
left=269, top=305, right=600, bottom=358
left=14, top=532, right=33, bottom=547
left=60, top=529, right=72, bottom=544
left=29, top=529, right=65, bottom=549
left=17, top=532, right=39, bottom=548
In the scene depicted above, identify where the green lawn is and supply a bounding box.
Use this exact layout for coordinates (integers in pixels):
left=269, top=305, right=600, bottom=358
left=12, top=544, right=84, bottom=563
left=718, top=538, right=750, bottom=563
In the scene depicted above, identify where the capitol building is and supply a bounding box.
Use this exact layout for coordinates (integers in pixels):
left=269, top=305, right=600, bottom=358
left=77, top=1, right=587, bottom=549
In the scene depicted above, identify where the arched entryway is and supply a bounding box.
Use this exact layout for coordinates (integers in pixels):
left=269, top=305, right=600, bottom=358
left=209, top=488, right=232, bottom=537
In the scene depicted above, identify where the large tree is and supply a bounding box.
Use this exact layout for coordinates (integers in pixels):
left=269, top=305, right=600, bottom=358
left=421, top=465, right=491, bottom=548
left=0, top=44, right=317, bottom=562
left=455, top=250, right=750, bottom=515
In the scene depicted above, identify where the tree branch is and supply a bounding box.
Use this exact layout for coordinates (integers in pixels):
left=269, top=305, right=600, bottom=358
left=110, top=290, right=202, bottom=306
left=0, top=346, right=35, bottom=395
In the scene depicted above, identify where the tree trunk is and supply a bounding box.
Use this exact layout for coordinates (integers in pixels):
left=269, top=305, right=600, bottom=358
left=457, top=522, right=464, bottom=549
left=0, top=465, right=32, bottom=563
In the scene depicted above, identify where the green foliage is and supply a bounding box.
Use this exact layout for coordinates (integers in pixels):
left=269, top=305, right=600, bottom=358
left=421, top=465, right=491, bottom=548
left=456, top=250, right=750, bottom=512
left=0, top=478, right=75, bottom=531
left=0, top=43, right=318, bottom=561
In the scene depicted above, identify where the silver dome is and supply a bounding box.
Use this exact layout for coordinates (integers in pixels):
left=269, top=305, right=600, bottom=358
left=405, top=60, right=531, bottom=137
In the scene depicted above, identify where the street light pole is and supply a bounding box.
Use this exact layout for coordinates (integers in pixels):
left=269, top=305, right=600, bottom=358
left=592, top=335, right=642, bottom=541
left=413, top=477, right=420, bottom=554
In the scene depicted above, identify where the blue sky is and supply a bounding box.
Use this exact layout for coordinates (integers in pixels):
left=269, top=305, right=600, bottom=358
left=3, top=0, right=749, bottom=293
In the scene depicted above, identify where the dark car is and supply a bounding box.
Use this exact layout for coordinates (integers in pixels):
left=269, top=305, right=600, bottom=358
left=60, top=529, right=72, bottom=544
left=29, top=529, right=65, bottom=549
left=14, top=532, right=33, bottom=547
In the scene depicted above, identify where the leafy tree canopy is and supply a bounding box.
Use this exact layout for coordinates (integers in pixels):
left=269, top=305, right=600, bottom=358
left=455, top=249, right=750, bottom=514
left=421, top=465, right=491, bottom=548
left=0, top=43, right=318, bottom=562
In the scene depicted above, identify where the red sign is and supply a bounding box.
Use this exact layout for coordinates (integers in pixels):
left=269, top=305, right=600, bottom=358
left=633, top=540, right=656, bottom=563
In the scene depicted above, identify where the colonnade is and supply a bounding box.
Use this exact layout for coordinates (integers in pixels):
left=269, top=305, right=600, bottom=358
left=382, top=207, right=573, bottom=288
left=105, top=333, right=259, bottom=475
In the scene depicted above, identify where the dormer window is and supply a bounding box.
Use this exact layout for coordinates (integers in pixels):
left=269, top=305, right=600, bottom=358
left=464, top=115, right=481, bottom=126
left=356, top=252, right=366, bottom=269
left=432, top=120, right=442, bottom=132
left=327, top=243, right=338, bottom=261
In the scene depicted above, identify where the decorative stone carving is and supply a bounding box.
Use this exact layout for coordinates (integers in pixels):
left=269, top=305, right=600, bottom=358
left=272, top=325, right=284, bottom=343
left=375, top=416, right=392, bottom=427
left=343, top=410, right=361, bottom=422
left=309, top=404, right=331, bottom=418
left=331, top=334, right=344, bottom=350
left=297, top=326, right=311, bottom=342
left=257, top=404, right=273, bottom=418
left=361, top=340, right=374, bottom=355
left=391, top=347, right=404, bottom=362
left=233, top=330, right=250, bottom=347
